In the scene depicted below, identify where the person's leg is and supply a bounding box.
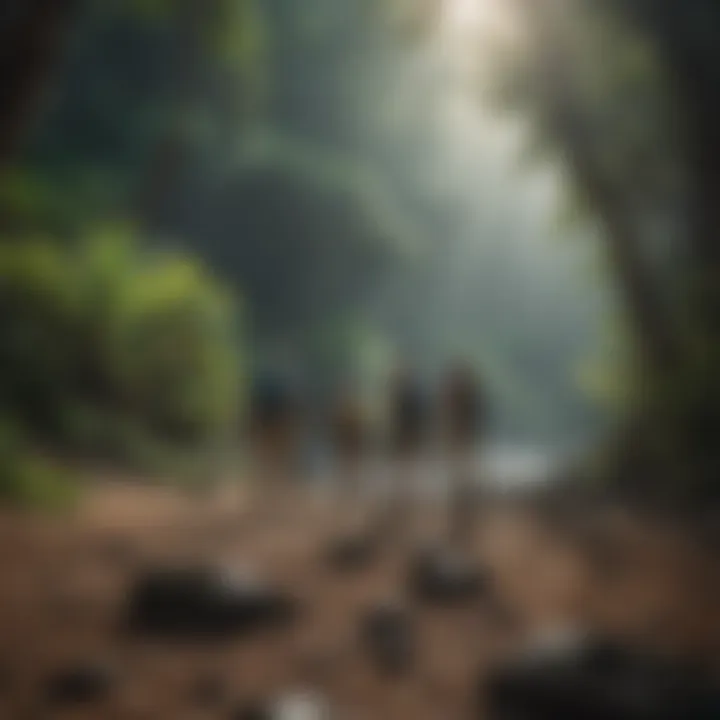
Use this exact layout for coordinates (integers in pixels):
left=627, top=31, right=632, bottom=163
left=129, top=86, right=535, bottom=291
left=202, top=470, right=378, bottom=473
left=448, top=442, right=478, bottom=546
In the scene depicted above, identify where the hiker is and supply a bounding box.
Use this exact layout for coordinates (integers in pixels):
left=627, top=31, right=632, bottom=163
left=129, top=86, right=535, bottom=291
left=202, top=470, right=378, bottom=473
left=330, top=391, right=368, bottom=500
left=439, top=362, right=485, bottom=542
left=381, top=367, right=428, bottom=534
left=247, top=374, right=302, bottom=511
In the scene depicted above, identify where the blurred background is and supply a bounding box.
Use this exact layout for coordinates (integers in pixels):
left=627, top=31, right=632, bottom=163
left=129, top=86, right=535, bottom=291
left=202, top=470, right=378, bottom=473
left=1, top=0, right=628, bottom=501
left=1, top=1, right=720, bottom=718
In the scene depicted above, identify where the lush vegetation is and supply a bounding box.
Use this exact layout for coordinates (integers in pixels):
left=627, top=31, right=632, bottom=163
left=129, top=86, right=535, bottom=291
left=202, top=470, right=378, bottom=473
left=496, top=0, right=720, bottom=504
left=4, top=0, right=718, bottom=508
left=0, top=229, right=242, bottom=470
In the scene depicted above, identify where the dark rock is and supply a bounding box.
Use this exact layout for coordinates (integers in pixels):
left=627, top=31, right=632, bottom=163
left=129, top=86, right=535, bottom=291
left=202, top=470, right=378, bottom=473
left=360, top=602, right=415, bottom=676
left=408, top=547, right=487, bottom=605
left=323, top=534, right=378, bottom=573
left=483, top=635, right=720, bottom=720
left=124, top=565, right=299, bottom=639
left=44, top=662, right=114, bottom=705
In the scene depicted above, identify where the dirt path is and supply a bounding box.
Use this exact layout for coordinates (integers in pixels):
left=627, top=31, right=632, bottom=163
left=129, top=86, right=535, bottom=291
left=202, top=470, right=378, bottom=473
left=0, top=483, right=716, bottom=719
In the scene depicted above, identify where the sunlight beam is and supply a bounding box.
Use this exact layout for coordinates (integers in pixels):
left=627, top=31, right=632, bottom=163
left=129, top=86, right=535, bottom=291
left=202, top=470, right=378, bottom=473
left=444, top=0, right=486, bottom=29
left=441, top=0, right=517, bottom=40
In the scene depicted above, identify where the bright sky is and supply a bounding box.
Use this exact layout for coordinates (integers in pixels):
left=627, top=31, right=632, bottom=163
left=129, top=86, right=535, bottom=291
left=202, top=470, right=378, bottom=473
left=444, top=0, right=488, bottom=29
left=438, top=0, right=519, bottom=80
left=419, top=0, right=567, bottom=238
left=442, top=0, right=512, bottom=36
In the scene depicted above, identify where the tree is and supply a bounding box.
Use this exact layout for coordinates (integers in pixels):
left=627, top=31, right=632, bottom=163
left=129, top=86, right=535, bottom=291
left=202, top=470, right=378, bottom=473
left=505, top=0, right=720, bottom=501
left=618, top=0, right=720, bottom=330
left=0, top=228, right=243, bottom=460
left=166, top=141, right=411, bottom=388
left=0, top=0, right=80, bottom=168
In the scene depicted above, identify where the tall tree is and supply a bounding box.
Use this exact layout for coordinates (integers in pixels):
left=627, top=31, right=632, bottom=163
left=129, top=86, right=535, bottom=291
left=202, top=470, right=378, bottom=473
left=0, top=0, right=79, bottom=167
left=509, top=0, right=720, bottom=500
left=619, top=0, right=720, bottom=343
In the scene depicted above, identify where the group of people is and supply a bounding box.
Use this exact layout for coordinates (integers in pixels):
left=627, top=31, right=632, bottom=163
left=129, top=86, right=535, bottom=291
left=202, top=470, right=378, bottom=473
left=247, top=363, right=486, bottom=538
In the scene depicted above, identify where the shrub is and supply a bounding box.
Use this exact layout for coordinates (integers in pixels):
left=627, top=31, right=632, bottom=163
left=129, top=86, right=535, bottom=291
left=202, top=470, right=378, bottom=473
left=0, top=227, right=244, bottom=466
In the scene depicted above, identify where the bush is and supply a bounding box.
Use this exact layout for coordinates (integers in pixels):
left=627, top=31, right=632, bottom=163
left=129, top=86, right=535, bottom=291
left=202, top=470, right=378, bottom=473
left=0, top=227, right=244, bottom=466
left=0, top=421, right=78, bottom=511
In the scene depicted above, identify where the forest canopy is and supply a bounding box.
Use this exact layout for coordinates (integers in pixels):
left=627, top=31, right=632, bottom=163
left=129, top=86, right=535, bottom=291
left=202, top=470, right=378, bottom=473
left=10, top=0, right=698, bottom=498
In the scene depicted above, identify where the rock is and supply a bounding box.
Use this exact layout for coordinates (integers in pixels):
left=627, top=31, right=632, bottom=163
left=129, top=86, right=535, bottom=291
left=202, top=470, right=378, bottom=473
left=124, top=565, right=299, bottom=639
left=360, top=602, right=415, bottom=676
left=44, top=662, right=114, bottom=705
left=323, top=534, right=378, bottom=573
left=408, top=547, right=487, bottom=605
left=483, top=635, right=720, bottom=720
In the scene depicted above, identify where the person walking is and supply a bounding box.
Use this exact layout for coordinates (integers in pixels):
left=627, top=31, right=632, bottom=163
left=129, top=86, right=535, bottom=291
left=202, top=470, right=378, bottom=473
left=439, top=362, right=485, bottom=544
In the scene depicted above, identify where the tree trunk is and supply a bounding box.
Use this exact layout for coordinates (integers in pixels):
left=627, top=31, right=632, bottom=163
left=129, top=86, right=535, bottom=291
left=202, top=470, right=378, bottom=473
left=635, top=0, right=720, bottom=340
left=134, top=0, right=212, bottom=232
left=630, top=0, right=720, bottom=497
left=528, top=0, right=720, bottom=501
left=0, top=0, right=79, bottom=167
left=519, top=0, right=681, bottom=381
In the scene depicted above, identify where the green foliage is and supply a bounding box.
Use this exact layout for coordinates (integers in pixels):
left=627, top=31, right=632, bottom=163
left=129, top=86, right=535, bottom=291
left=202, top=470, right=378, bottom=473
left=0, top=422, right=78, bottom=511
left=12, top=0, right=612, bottom=449
left=0, top=229, right=244, bottom=464
left=180, top=137, right=413, bottom=377
left=486, top=0, right=687, bottom=424
left=122, top=0, right=268, bottom=76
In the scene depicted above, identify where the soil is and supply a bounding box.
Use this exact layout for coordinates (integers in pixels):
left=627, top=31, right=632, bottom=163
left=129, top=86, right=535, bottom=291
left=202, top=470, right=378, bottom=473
left=0, top=480, right=716, bottom=719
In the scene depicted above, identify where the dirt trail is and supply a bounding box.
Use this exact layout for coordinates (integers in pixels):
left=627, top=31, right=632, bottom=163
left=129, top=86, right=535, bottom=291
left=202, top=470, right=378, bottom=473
left=0, top=482, right=716, bottom=719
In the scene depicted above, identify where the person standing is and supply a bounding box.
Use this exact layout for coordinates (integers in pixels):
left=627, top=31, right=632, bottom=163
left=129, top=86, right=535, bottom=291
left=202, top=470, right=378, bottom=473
left=330, top=391, right=368, bottom=504
left=381, top=366, right=428, bottom=536
left=439, top=362, right=485, bottom=543
left=246, top=373, right=302, bottom=514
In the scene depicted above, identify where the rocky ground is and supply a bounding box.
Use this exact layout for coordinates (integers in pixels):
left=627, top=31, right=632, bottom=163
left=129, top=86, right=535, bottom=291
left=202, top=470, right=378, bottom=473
left=0, top=480, right=716, bottom=719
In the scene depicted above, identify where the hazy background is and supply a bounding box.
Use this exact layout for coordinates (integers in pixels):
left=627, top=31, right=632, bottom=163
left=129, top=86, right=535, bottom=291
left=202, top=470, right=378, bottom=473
left=8, top=0, right=710, bottom=501
left=1, top=4, right=719, bottom=716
